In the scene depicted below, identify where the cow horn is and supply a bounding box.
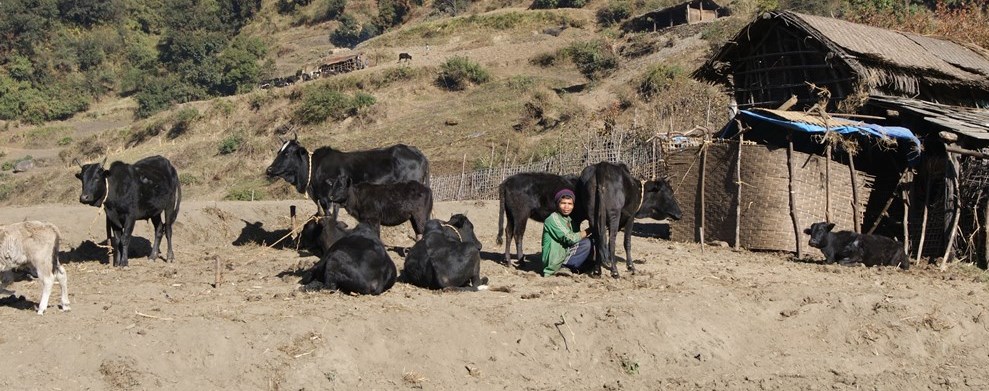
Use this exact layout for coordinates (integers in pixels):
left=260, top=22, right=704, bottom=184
left=100, top=156, right=107, bottom=167
left=292, top=132, right=298, bottom=141
left=71, top=158, right=82, bottom=168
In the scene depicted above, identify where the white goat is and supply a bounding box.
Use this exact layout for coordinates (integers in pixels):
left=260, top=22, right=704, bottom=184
left=0, top=221, right=70, bottom=315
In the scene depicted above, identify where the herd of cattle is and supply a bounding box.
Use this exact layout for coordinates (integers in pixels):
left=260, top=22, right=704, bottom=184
left=1, top=136, right=912, bottom=314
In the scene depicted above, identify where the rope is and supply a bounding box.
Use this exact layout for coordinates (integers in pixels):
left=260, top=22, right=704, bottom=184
left=266, top=215, right=318, bottom=249
left=87, top=177, right=113, bottom=254
left=636, top=179, right=645, bottom=213
left=440, top=223, right=462, bottom=242
left=303, top=151, right=313, bottom=200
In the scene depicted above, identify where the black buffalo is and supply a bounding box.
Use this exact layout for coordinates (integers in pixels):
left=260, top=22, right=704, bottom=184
left=579, top=161, right=682, bottom=278
left=402, top=214, right=488, bottom=291
left=265, top=135, right=429, bottom=217
left=805, top=222, right=910, bottom=269
left=74, top=156, right=181, bottom=267
left=299, top=214, right=350, bottom=258
left=307, top=222, right=397, bottom=295
left=496, top=172, right=580, bottom=265
left=326, top=174, right=432, bottom=238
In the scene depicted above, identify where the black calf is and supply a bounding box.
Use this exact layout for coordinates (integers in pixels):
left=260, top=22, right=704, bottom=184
left=402, top=215, right=488, bottom=291
left=327, top=174, right=432, bottom=238
left=309, top=222, right=397, bottom=295
left=804, top=222, right=910, bottom=269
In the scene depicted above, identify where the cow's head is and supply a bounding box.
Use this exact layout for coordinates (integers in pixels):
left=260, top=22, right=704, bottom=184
left=265, top=135, right=309, bottom=193
left=299, top=215, right=350, bottom=257
left=804, top=222, right=835, bottom=248
left=73, top=157, right=109, bottom=206
left=326, top=174, right=353, bottom=203
left=445, top=213, right=481, bottom=250
left=637, top=179, right=682, bottom=221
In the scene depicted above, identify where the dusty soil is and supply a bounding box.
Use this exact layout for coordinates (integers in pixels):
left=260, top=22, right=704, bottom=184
left=2, top=199, right=989, bottom=390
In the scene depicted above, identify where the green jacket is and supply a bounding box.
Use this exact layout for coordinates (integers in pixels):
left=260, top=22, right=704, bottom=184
left=542, top=212, right=582, bottom=276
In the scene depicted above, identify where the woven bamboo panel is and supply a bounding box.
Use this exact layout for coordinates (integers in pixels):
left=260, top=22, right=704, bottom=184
left=667, top=142, right=875, bottom=252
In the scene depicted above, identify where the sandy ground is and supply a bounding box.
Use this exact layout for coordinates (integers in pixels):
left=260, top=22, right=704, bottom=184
left=2, top=199, right=989, bottom=390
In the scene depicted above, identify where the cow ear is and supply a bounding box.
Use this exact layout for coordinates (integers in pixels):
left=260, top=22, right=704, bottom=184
left=826, top=223, right=835, bottom=231
left=75, top=172, right=82, bottom=179
left=803, top=228, right=811, bottom=234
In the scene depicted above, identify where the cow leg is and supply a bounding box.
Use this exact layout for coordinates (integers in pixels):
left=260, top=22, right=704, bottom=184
left=149, top=215, right=164, bottom=261
left=55, top=262, right=69, bottom=311
left=607, top=215, right=621, bottom=279
left=623, top=218, right=635, bottom=274
left=104, top=217, right=114, bottom=256
left=36, top=269, right=54, bottom=315
left=502, top=213, right=514, bottom=264
left=0, top=270, right=15, bottom=296
left=109, top=226, right=122, bottom=267
left=119, top=219, right=135, bottom=267
left=164, top=220, right=175, bottom=262
left=513, top=218, right=527, bottom=265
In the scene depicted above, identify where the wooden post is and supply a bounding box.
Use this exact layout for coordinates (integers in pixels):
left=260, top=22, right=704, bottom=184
left=788, top=132, right=803, bottom=258
left=699, top=144, right=707, bottom=252
left=917, top=171, right=932, bottom=263
left=981, top=198, right=989, bottom=269
left=289, top=205, right=297, bottom=241
left=825, top=142, right=832, bottom=224
left=213, top=257, right=222, bottom=288
left=848, top=146, right=861, bottom=233
left=901, top=170, right=912, bottom=259
left=735, top=135, right=744, bottom=249
left=457, top=153, right=467, bottom=200
left=652, top=137, right=657, bottom=180
left=942, top=153, right=961, bottom=266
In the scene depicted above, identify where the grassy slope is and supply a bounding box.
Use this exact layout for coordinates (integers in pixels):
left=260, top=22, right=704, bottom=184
left=0, top=0, right=736, bottom=206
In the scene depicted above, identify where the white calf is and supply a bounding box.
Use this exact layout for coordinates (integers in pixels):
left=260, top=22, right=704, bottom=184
left=0, top=221, right=70, bottom=315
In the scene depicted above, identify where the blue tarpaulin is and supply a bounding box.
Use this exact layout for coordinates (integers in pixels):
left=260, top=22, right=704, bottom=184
left=722, top=109, right=923, bottom=163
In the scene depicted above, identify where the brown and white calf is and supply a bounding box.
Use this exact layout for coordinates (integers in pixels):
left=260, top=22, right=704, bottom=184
left=0, top=221, right=70, bottom=315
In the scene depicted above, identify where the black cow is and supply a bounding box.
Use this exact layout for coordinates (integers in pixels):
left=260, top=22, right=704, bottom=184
left=804, top=222, right=910, bottom=269
left=398, top=52, right=412, bottom=62
left=579, top=161, right=682, bottom=278
left=74, top=156, right=181, bottom=267
left=402, top=215, right=488, bottom=291
left=265, top=135, right=429, bottom=218
left=299, top=214, right=350, bottom=258
left=496, top=173, right=579, bottom=265
left=308, top=222, right=397, bottom=295
left=326, top=174, right=432, bottom=238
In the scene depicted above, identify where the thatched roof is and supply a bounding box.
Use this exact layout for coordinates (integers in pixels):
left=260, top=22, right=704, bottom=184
left=695, top=11, right=989, bottom=100
left=623, top=0, right=728, bottom=32
left=868, top=95, right=989, bottom=143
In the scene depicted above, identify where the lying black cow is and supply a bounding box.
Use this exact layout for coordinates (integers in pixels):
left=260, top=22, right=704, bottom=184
left=265, top=135, right=429, bottom=217
left=326, top=174, right=432, bottom=238
left=299, top=214, right=350, bottom=258
left=307, top=222, right=397, bottom=295
left=402, top=214, right=488, bottom=291
left=74, top=156, right=181, bottom=267
left=579, top=161, right=682, bottom=278
left=496, top=172, right=579, bottom=265
left=804, top=222, right=910, bottom=269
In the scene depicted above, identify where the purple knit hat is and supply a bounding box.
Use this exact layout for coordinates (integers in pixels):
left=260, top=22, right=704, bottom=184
left=554, top=188, right=575, bottom=203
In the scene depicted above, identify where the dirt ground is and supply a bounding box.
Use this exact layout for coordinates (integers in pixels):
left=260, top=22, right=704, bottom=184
left=2, top=199, right=989, bottom=390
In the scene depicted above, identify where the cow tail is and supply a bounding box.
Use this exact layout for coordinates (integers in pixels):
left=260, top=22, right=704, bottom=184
left=496, top=185, right=505, bottom=246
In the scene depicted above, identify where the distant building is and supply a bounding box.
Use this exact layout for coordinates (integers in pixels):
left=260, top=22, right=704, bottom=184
left=623, top=0, right=729, bottom=33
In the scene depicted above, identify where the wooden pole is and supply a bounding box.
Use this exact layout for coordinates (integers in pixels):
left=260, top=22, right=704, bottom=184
left=848, top=146, right=861, bottom=233
left=735, top=135, right=744, bottom=249
left=825, top=142, right=832, bottom=224
left=788, top=132, right=803, bottom=258
left=213, top=257, right=222, bottom=288
left=457, top=153, right=467, bottom=200
left=289, top=205, right=297, bottom=241
left=942, top=153, right=961, bottom=266
left=901, top=170, right=912, bottom=258
left=981, top=198, right=989, bottom=269
left=917, top=171, right=932, bottom=263
left=699, top=144, right=707, bottom=252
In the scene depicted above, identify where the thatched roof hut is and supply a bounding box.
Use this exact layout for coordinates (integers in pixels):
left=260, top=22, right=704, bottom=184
left=623, top=0, right=729, bottom=33
left=694, top=11, right=989, bottom=111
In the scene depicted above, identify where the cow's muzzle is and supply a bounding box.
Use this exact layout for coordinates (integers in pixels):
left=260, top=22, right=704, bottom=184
left=79, top=194, right=93, bottom=203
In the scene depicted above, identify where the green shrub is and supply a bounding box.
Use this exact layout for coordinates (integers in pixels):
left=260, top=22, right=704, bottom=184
left=2, top=155, right=32, bottom=171
left=508, top=75, right=535, bottom=91
left=210, top=99, right=235, bottom=117
left=433, top=0, right=470, bottom=15
left=57, top=136, right=74, bottom=146
left=597, top=0, right=633, bottom=27
left=178, top=172, right=200, bottom=185
left=225, top=187, right=265, bottom=201
left=218, top=134, right=244, bottom=155
left=437, top=56, right=490, bottom=91
left=530, top=52, right=560, bottom=67
left=249, top=91, right=275, bottom=111
left=351, top=92, right=377, bottom=113
left=638, top=63, right=686, bottom=100
left=293, top=86, right=377, bottom=124
left=564, top=40, right=618, bottom=80
left=531, top=0, right=585, bottom=9
left=169, top=107, right=200, bottom=138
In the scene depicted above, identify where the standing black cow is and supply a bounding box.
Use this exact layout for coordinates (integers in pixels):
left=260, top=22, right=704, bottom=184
left=579, top=161, right=682, bottom=278
left=265, top=135, right=429, bottom=218
left=326, top=174, right=432, bottom=238
left=804, top=222, right=910, bottom=269
left=74, top=156, right=181, bottom=267
left=402, top=214, right=488, bottom=291
left=496, top=173, right=580, bottom=265
left=309, top=222, right=397, bottom=295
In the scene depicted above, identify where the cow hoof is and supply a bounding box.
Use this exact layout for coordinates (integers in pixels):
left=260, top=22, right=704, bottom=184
left=60, top=305, right=71, bottom=312
left=610, top=272, right=620, bottom=279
